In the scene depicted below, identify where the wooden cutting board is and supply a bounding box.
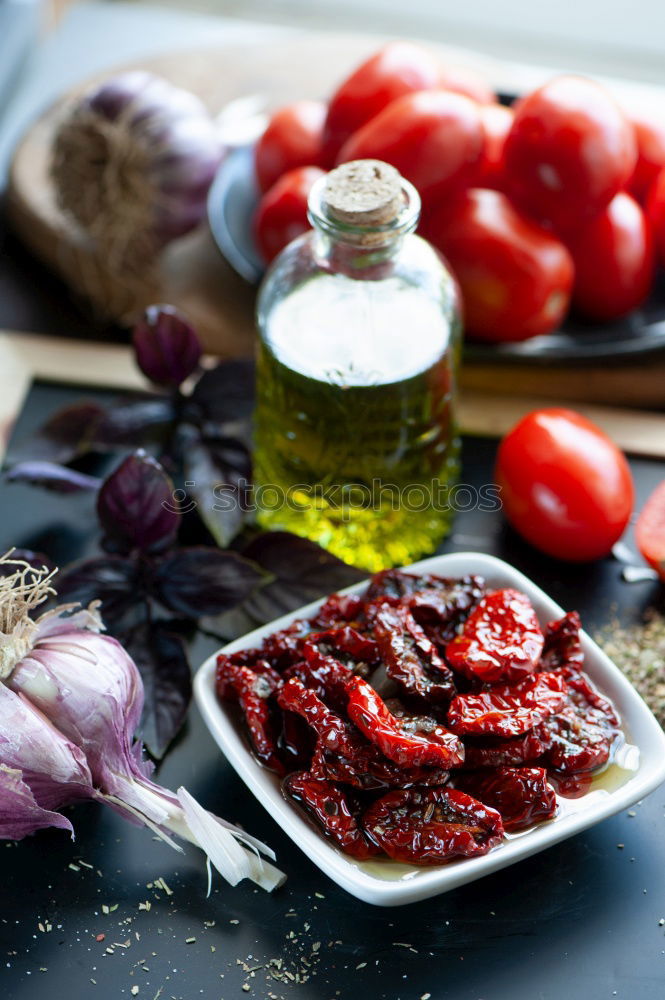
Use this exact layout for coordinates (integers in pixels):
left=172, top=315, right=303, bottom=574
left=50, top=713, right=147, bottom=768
left=7, top=31, right=665, bottom=408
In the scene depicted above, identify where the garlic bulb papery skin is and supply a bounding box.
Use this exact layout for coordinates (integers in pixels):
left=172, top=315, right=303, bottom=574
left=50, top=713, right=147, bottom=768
left=0, top=554, right=285, bottom=892
left=50, top=71, right=224, bottom=271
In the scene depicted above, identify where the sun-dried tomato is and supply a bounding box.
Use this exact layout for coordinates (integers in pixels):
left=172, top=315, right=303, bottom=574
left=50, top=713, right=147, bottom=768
left=542, top=704, right=616, bottom=775
left=454, top=766, right=557, bottom=831
left=408, top=575, right=486, bottom=643
left=279, top=709, right=316, bottom=768
left=309, top=592, right=366, bottom=629
left=371, top=602, right=456, bottom=704
left=346, top=676, right=464, bottom=768
left=366, top=569, right=484, bottom=604
left=555, top=666, right=620, bottom=726
left=447, top=671, right=568, bottom=738
left=363, top=787, right=504, bottom=864
left=278, top=678, right=449, bottom=789
left=284, top=772, right=380, bottom=859
left=540, top=611, right=585, bottom=671
left=461, top=727, right=551, bottom=769
left=310, top=743, right=449, bottom=791
left=446, top=588, right=544, bottom=684
left=216, top=657, right=285, bottom=774
left=308, top=625, right=380, bottom=667
left=258, top=618, right=311, bottom=670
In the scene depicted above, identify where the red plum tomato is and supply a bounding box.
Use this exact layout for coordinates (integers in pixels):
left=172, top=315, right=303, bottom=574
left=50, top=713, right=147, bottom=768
left=253, top=165, right=325, bottom=264
left=635, top=481, right=665, bottom=581
left=336, top=90, right=484, bottom=207
left=495, top=408, right=634, bottom=562
left=568, top=192, right=653, bottom=321
left=424, top=188, right=573, bottom=342
left=504, top=75, right=637, bottom=234
left=321, top=42, right=442, bottom=165
left=255, top=100, right=326, bottom=193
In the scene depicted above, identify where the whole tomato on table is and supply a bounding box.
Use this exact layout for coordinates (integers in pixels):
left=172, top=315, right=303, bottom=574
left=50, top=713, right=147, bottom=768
left=253, top=165, right=325, bottom=264
left=567, top=192, right=654, bottom=321
left=424, top=188, right=573, bottom=341
left=254, top=100, right=326, bottom=193
left=321, top=41, right=492, bottom=165
left=503, top=75, right=637, bottom=234
left=495, top=408, right=634, bottom=562
left=336, top=90, right=485, bottom=207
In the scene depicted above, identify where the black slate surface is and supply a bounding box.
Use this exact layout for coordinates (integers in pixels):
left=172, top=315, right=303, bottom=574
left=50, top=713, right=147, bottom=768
left=1, top=382, right=664, bottom=1000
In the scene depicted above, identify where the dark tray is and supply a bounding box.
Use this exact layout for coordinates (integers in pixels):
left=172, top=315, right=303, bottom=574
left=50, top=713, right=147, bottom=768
left=1, top=380, right=665, bottom=1000
left=208, top=144, right=665, bottom=364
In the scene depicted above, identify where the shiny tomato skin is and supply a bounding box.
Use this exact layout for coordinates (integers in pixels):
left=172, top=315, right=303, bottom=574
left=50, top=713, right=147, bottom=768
left=627, top=107, right=665, bottom=203
left=321, top=42, right=442, bottom=166
left=424, top=188, right=573, bottom=342
left=646, top=168, right=665, bottom=267
left=635, top=480, right=665, bottom=580
left=568, top=193, right=654, bottom=321
left=477, top=103, right=514, bottom=190
left=255, top=100, right=326, bottom=193
left=336, top=90, right=484, bottom=206
left=253, top=166, right=325, bottom=264
left=504, top=76, right=637, bottom=234
left=495, top=408, right=634, bottom=562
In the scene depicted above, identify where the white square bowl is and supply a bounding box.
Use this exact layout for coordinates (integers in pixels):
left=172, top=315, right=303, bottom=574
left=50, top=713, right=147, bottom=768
left=194, top=552, right=665, bottom=906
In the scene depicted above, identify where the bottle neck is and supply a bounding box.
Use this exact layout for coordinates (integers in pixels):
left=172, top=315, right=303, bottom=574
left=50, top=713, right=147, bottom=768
left=307, top=173, right=421, bottom=279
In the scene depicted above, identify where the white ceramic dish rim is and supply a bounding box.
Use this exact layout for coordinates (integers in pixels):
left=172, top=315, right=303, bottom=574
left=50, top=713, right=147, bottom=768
left=194, top=551, right=665, bottom=906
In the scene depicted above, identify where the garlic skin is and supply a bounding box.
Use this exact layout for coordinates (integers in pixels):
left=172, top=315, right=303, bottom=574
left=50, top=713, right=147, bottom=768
left=50, top=71, right=223, bottom=270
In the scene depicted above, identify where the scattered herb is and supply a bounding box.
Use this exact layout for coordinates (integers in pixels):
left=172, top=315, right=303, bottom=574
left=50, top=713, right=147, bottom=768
left=596, top=609, right=665, bottom=728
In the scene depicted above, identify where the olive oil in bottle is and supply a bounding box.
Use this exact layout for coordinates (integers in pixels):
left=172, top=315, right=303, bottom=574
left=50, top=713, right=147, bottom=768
left=253, top=160, right=461, bottom=572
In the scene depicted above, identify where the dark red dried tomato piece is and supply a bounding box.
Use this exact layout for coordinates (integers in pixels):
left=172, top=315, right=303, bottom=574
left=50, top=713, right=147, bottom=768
left=454, top=766, right=557, bottom=831
left=308, top=625, right=380, bottom=667
left=279, top=709, right=316, bottom=769
left=216, top=657, right=285, bottom=774
left=542, top=704, right=616, bottom=775
left=283, top=654, right=353, bottom=709
left=258, top=618, right=311, bottom=670
left=310, top=742, right=450, bottom=791
left=363, top=787, right=504, bottom=864
left=279, top=678, right=449, bottom=789
left=366, top=569, right=484, bottom=603
left=461, top=727, right=551, bottom=769
left=346, top=676, right=465, bottom=768
left=540, top=611, right=585, bottom=671
left=555, top=666, right=620, bottom=726
left=447, top=671, right=568, bottom=738
left=372, top=602, right=457, bottom=704
left=408, top=575, right=487, bottom=643
left=446, top=589, right=544, bottom=684
left=309, top=592, right=365, bottom=629
left=284, top=772, right=380, bottom=859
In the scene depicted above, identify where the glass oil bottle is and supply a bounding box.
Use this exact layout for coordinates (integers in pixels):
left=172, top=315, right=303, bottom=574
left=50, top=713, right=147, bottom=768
left=253, top=159, right=462, bottom=572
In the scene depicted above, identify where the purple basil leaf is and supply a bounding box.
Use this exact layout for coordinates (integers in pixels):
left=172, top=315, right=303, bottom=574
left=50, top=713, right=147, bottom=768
left=97, top=450, right=180, bottom=555
left=55, top=555, right=139, bottom=627
left=154, top=546, right=264, bottom=617
left=124, top=621, right=192, bottom=759
left=7, top=402, right=106, bottom=465
left=5, top=461, right=101, bottom=493
left=241, top=532, right=365, bottom=623
left=184, top=440, right=250, bottom=547
left=91, top=397, right=176, bottom=450
left=133, top=305, right=202, bottom=386
left=190, top=360, right=255, bottom=424
left=0, top=549, right=56, bottom=578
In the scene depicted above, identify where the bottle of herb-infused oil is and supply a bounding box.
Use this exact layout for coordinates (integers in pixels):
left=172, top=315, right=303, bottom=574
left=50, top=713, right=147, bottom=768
left=253, top=159, right=462, bottom=572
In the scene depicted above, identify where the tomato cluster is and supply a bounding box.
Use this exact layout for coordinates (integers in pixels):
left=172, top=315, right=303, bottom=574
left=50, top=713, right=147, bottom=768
left=216, top=570, right=622, bottom=865
left=252, top=43, right=665, bottom=342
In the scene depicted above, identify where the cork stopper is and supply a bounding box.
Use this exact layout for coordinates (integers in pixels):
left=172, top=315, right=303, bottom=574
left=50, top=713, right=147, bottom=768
left=323, top=160, right=403, bottom=227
